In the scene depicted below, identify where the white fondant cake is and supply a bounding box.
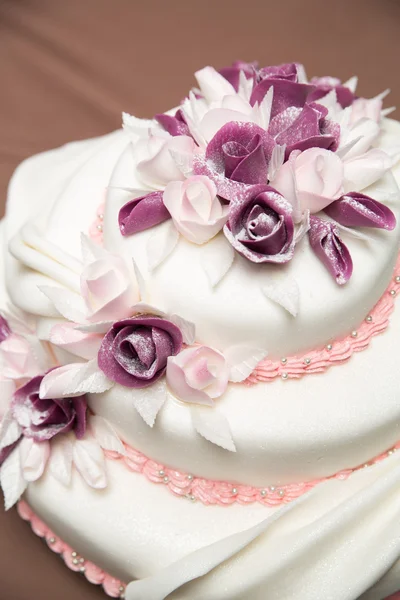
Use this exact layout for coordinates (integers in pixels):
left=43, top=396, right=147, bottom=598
left=1, top=62, right=400, bottom=599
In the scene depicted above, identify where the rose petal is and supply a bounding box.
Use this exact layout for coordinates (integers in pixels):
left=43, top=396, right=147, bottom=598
left=119, top=191, right=171, bottom=236
left=324, top=192, right=397, bottom=231
left=308, top=216, right=353, bottom=285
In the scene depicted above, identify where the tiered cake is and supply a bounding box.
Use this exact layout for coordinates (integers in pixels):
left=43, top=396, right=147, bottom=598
left=1, top=61, right=400, bottom=600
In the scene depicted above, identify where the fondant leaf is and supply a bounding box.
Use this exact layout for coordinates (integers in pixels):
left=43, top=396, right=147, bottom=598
left=89, top=415, right=125, bottom=455
left=72, top=437, right=107, bottom=489
left=0, top=412, right=21, bottom=452
left=49, top=435, right=73, bottom=486
left=40, top=360, right=114, bottom=399
left=169, top=314, right=196, bottom=345
left=201, top=236, right=235, bottom=287
left=0, top=448, right=27, bottom=510
left=267, top=143, right=286, bottom=181
left=224, top=345, right=268, bottom=383
left=262, top=278, right=300, bottom=317
left=132, top=380, right=167, bottom=427
left=39, top=285, right=87, bottom=324
left=191, top=406, right=236, bottom=452
left=19, top=437, right=50, bottom=482
left=147, top=220, right=179, bottom=271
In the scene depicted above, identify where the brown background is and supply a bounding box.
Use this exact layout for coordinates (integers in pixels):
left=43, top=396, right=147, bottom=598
left=0, top=1, right=399, bottom=598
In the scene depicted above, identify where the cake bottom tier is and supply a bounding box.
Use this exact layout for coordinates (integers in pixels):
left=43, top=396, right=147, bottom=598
left=23, top=449, right=400, bottom=600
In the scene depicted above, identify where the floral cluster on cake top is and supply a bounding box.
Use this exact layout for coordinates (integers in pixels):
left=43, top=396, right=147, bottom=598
left=0, top=61, right=399, bottom=509
left=119, top=60, right=397, bottom=285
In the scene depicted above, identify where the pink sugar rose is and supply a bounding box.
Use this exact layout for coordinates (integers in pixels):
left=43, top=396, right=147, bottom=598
left=163, top=175, right=229, bottom=244
left=80, top=253, right=139, bottom=323
left=272, top=148, right=344, bottom=222
left=0, top=333, right=39, bottom=380
left=166, top=345, right=229, bottom=406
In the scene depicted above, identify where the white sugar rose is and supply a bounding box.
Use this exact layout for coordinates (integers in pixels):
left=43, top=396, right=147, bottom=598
left=134, top=133, right=196, bottom=190
left=166, top=345, right=229, bottom=406
left=272, top=148, right=344, bottom=221
left=163, top=175, right=229, bottom=244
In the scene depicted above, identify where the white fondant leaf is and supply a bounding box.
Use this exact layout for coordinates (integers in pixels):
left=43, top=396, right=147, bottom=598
left=191, top=406, right=236, bottom=452
left=295, top=211, right=310, bottom=244
left=131, top=302, right=166, bottom=317
left=343, top=75, right=358, bottom=93
left=169, top=314, right=196, bottom=345
left=0, top=448, right=27, bottom=510
left=0, top=412, right=21, bottom=452
left=267, top=144, right=286, bottom=181
left=147, top=220, right=179, bottom=271
left=39, top=285, right=86, bottom=324
left=169, top=148, right=194, bottom=177
left=132, top=380, right=167, bottom=427
left=262, top=278, right=300, bottom=317
left=200, top=236, right=235, bottom=287
left=75, top=321, right=113, bottom=334
left=256, top=85, right=273, bottom=130
left=224, top=345, right=268, bottom=383
left=40, top=360, right=114, bottom=399
left=49, top=435, right=73, bottom=486
left=89, top=415, right=125, bottom=455
left=0, top=380, right=15, bottom=420
left=132, top=259, right=148, bottom=302
left=381, top=107, right=396, bottom=118
left=336, top=135, right=363, bottom=159
left=19, top=437, right=50, bottom=482
left=72, top=437, right=107, bottom=489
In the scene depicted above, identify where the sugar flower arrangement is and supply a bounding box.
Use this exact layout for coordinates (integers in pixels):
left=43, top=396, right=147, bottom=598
left=0, top=60, right=398, bottom=508
left=121, top=60, right=397, bottom=285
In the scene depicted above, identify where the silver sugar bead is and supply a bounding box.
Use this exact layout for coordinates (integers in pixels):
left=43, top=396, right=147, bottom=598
left=281, top=372, right=288, bottom=380
left=79, top=566, right=86, bottom=573
left=71, top=551, right=78, bottom=558
left=158, top=470, right=165, bottom=477
left=351, top=330, right=358, bottom=338
left=390, top=289, right=396, bottom=296
left=48, top=537, right=56, bottom=544
left=98, top=213, right=104, bottom=220
left=395, top=275, right=400, bottom=283
left=260, top=489, right=267, bottom=497
left=187, top=474, right=193, bottom=481
left=119, top=587, right=125, bottom=593
left=304, top=357, right=311, bottom=365
left=363, top=463, right=370, bottom=468
left=163, top=476, right=169, bottom=484
left=326, top=344, right=333, bottom=351
left=72, top=558, right=79, bottom=565
left=366, top=315, right=373, bottom=323
left=190, top=495, right=196, bottom=502
left=278, top=489, right=285, bottom=497
left=96, top=224, right=103, bottom=232
left=232, top=488, right=238, bottom=495
left=79, top=558, right=85, bottom=564
left=269, top=486, right=276, bottom=492
left=280, top=357, right=287, bottom=365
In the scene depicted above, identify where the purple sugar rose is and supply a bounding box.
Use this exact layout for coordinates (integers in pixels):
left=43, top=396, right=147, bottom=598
left=206, top=122, right=275, bottom=188
left=308, top=215, right=353, bottom=285
left=98, top=316, right=183, bottom=388
left=119, top=191, right=171, bottom=236
left=11, top=375, right=87, bottom=442
left=324, top=192, right=397, bottom=231
left=223, top=184, right=295, bottom=264
left=219, top=60, right=258, bottom=91
left=0, top=315, right=10, bottom=343
left=250, top=62, right=314, bottom=119
left=155, top=109, right=191, bottom=137
left=269, top=102, right=340, bottom=158
left=308, top=76, right=355, bottom=108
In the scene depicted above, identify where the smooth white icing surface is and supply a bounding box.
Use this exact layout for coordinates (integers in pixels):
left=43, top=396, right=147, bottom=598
left=3, top=120, right=400, bottom=489
left=24, top=451, right=400, bottom=599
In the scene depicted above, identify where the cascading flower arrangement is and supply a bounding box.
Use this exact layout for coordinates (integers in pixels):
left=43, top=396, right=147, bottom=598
left=120, top=60, right=397, bottom=285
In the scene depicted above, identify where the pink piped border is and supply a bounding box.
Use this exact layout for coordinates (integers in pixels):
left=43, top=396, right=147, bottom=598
left=247, top=254, right=400, bottom=384
left=104, top=440, right=400, bottom=508
left=17, top=500, right=126, bottom=598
